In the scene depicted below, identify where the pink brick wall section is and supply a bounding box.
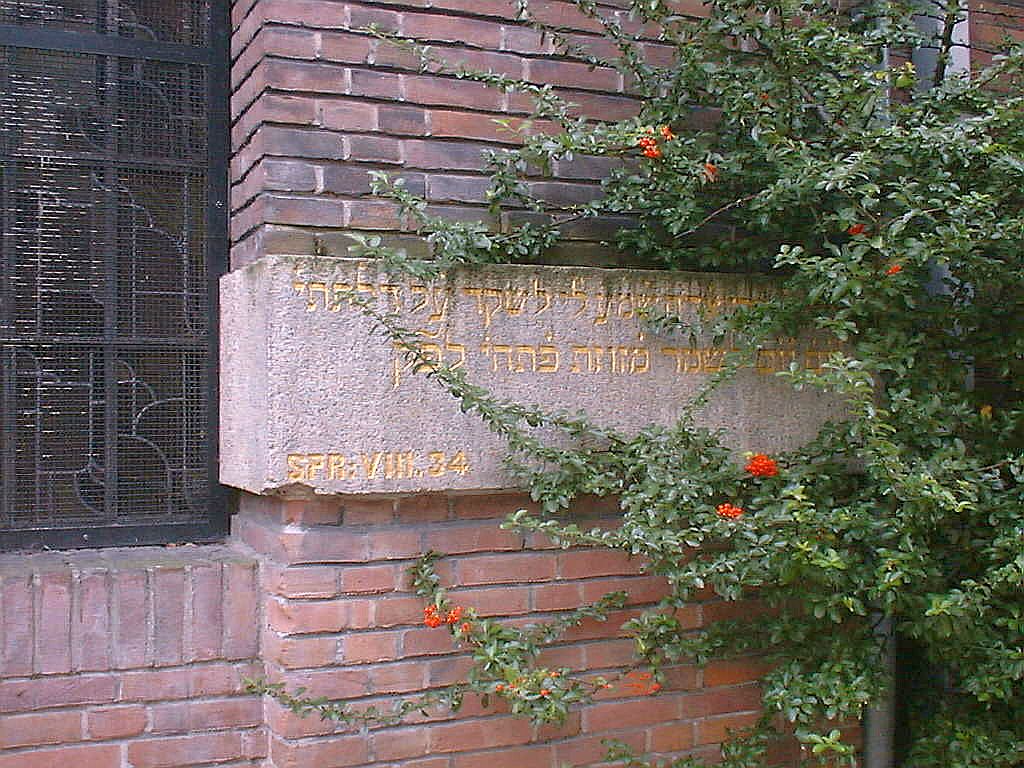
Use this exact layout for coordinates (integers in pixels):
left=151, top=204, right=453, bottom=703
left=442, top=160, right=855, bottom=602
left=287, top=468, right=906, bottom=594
left=234, top=492, right=771, bottom=768
left=0, top=547, right=265, bottom=768
left=227, top=0, right=706, bottom=269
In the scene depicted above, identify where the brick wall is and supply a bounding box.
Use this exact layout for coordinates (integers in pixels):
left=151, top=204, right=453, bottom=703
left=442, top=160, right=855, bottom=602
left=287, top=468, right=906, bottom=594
left=227, top=0, right=705, bottom=270
left=234, top=492, right=771, bottom=768
left=0, top=547, right=264, bottom=767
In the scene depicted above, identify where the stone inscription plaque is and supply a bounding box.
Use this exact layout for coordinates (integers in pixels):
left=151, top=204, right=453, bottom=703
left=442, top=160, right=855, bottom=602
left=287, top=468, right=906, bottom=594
left=220, top=256, right=844, bottom=495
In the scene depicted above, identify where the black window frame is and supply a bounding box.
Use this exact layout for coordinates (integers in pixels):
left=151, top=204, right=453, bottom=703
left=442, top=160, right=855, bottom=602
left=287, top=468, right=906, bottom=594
left=0, top=0, right=230, bottom=551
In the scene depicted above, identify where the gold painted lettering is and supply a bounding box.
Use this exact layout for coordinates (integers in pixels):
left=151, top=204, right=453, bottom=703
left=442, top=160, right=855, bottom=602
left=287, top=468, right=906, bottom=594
left=559, top=277, right=588, bottom=318
left=427, top=451, right=446, bottom=477
left=537, top=344, right=559, bottom=373
left=306, top=454, right=325, bottom=481
left=287, top=454, right=306, bottom=482
left=532, top=277, right=550, bottom=316
left=328, top=453, right=346, bottom=480
left=360, top=452, right=384, bottom=479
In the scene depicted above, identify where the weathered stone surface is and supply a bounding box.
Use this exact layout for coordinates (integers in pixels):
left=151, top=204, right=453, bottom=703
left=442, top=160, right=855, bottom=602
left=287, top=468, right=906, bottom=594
left=220, top=257, right=843, bottom=495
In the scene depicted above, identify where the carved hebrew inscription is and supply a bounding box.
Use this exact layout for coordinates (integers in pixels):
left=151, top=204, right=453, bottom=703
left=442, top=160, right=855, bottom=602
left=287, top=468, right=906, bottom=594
left=219, top=257, right=846, bottom=494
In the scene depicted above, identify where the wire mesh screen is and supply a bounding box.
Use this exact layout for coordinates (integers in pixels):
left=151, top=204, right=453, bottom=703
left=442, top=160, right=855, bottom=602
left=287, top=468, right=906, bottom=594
left=0, top=0, right=222, bottom=544
left=0, top=0, right=209, bottom=46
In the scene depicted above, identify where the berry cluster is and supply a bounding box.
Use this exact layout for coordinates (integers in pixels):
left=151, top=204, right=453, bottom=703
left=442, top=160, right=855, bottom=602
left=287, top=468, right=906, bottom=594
left=744, top=453, right=779, bottom=477
left=716, top=502, right=745, bottom=519
left=636, top=125, right=675, bottom=159
left=423, top=604, right=466, bottom=628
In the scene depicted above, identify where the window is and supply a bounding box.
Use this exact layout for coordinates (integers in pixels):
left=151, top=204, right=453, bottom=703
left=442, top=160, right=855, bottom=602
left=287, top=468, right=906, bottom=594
left=0, top=0, right=227, bottom=549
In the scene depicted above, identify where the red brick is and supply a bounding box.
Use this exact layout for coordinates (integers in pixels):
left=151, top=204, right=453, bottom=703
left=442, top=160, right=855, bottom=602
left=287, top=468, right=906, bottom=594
left=318, top=99, right=378, bottom=132
left=187, top=563, right=224, bottom=662
left=265, top=633, right=339, bottom=668
left=127, top=732, right=244, bottom=767
left=347, top=134, right=403, bottom=163
left=703, top=598, right=771, bottom=624
left=370, top=660, right=427, bottom=692
left=338, top=563, right=398, bottom=594
left=402, top=626, right=457, bottom=657
left=263, top=160, right=319, bottom=193
left=278, top=667, right=370, bottom=699
left=557, top=548, right=640, bottom=579
left=527, top=1, right=606, bottom=33
left=190, top=663, right=244, bottom=697
left=119, top=668, right=189, bottom=701
left=340, top=630, right=401, bottom=663
left=0, top=674, right=116, bottom=713
left=318, top=31, right=374, bottom=64
left=346, top=200, right=404, bottom=229
left=395, top=494, right=450, bottom=523
left=425, top=522, right=523, bottom=554
left=86, top=705, right=147, bottom=740
left=561, top=608, right=638, bottom=642
left=583, top=696, right=681, bottom=731
left=582, top=638, right=635, bottom=669
left=270, top=733, right=369, bottom=768
left=425, top=654, right=474, bottom=686
left=450, top=492, right=537, bottom=521
left=662, top=664, right=700, bottom=692
left=401, top=14, right=502, bottom=48
left=453, top=744, right=555, bottom=768
left=223, top=561, right=259, bottom=659
left=37, top=572, right=71, bottom=674
left=555, top=731, right=646, bottom=767
left=348, top=5, right=400, bottom=32
left=150, top=697, right=263, bottom=734
left=266, top=564, right=340, bottom=598
left=371, top=726, right=429, bottom=761
left=704, top=658, right=773, bottom=687
left=262, top=125, right=346, bottom=159
left=532, top=582, right=583, bottom=611
left=428, top=716, right=533, bottom=752
left=71, top=571, right=112, bottom=671
left=405, top=139, right=489, bottom=170
left=649, top=722, right=695, bottom=753
left=426, top=174, right=491, bottom=203
left=538, top=709, right=581, bottom=741
left=374, top=595, right=425, bottom=627
left=264, top=698, right=338, bottom=738
left=350, top=69, right=402, bottom=99
left=535, top=644, right=585, bottom=671
left=0, top=743, right=120, bottom=768
left=695, top=712, right=761, bottom=745
left=455, top=585, right=531, bottom=616
left=151, top=567, right=186, bottom=666
left=699, top=683, right=762, bottom=716
left=1, top=573, right=34, bottom=675
left=341, top=499, right=395, bottom=525
left=430, top=110, right=522, bottom=143
left=283, top=525, right=371, bottom=563
left=267, top=598, right=348, bottom=634
left=405, top=74, right=505, bottom=110
left=502, top=26, right=552, bottom=55
left=581, top=574, right=667, bottom=605
left=458, top=553, right=557, bottom=585
left=0, top=710, right=81, bottom=749
left=265, top=59, right=348, bottom=94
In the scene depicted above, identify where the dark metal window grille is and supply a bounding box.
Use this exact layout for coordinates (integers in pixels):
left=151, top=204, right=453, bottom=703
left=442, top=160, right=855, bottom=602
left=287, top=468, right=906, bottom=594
left=0, top=0, right=228, bottom=549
